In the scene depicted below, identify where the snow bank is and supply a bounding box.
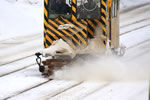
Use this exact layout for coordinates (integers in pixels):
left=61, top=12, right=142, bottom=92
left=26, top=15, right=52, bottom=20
left=0, top=0, right=43, bottom=40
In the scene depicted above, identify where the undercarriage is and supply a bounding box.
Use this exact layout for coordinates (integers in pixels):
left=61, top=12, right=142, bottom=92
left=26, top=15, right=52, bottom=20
left=35, top=40, right=125, bottom=77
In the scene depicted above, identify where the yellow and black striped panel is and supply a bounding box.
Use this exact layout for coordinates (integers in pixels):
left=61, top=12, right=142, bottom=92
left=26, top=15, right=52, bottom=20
left=101, top=0, right=107, bottom=36
left=44, top=0, right=107, bottom=48
left=44, top=0, right=49, bottom=48
left=43, top=0, right=88, bottom=49
left=86, top=0, right=107, bottom=45
left=46, top=17, right=88, bottom=48
left=72, top=0, right=77, bottom=20
left=100, top=0, right=107, bottom=45
left=87, top=19, right=100, bottom=38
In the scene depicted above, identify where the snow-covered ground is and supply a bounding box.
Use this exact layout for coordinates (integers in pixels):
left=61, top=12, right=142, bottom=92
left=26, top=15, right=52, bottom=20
left=120, top=0, right=150, bottom=11
left=0, top=0, right=150, bottom=100
left=0, top=0, right=43, bottom=40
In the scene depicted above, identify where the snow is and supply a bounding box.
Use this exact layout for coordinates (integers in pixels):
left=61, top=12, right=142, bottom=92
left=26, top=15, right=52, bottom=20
left=0, top=0, right=43, bottom=41
left=83, top=82, right=149, bottom=100
left=0, top=65, right=48, bottom=100
left=120, top=4, right=150, bottom=27
left=49, top=82, right=107, bottom=100
left=0, top=37, right=42, bottom=65
left=9, top=80, right=80, bottom=100
left=44, top=39, right=76, bottom=58
left=0, top=0, right=150, bottom=100
left=120, top=0, right=150, bottom=11
left=120, top=25, right=150, bottom=48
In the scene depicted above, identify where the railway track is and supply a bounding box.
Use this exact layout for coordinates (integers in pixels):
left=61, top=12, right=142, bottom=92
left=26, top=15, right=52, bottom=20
left=0, top=4, right=150, bottom=100
left=5, top=80, right=51, bottom=100
left=1, top=26, right=149, bottom=100
left=1, top=23, right=149, bottom=100
left=1, top=18, right=149, bottom=77
left=1, top=17, right=149, bottom=76
left=120, top=19, right=150, bottom=35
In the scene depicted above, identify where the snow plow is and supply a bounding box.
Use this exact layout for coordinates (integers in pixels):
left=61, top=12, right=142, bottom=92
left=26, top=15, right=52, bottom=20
left=35, top=0, right=125, bottom=76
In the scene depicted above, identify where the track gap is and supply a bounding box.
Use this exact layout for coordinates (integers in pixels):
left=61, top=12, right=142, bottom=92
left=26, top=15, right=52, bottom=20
left=120, top=18, right=150, bottom=28
left=46, top=82, right=83, bottom=100
left=4, top=80, right=51, bottom=100
left=0, top=55, right=34, bottom=66
left=0, top=63, right=37, bottom=77
left=120, top=24, right=150, bottom=36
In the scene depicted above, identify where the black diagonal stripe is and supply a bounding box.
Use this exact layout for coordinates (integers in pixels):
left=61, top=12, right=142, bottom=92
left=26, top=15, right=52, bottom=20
left=72, top=3, right=76, bottom=8
left=94, top=21, right=106, bottom=36
left=82, top=27, right=87, bottom=35
left=88, top=32, right=93, bottom=38
left=44, top=32, right=46, bottom=40
left=44, top=2, right=48, bottom=11
left=49, top=20, right=78, bottom=46
left=92, top=20, right=106, bottom=45
left=68, top=19, right=87, bottom=33
left=88, top=23, right=95, bottom=34
left=101, top=17, right=106, bottom=26
left=52, top=20, right=74, bottom=37
left=52, top=19, right=80, bottom=46
left=78, top=31, right=87, bottom=41
left=101, top=12, right=106, bottom=19
left=44, top=14, right=48, bottom=31
left=54, top=20, right=80, bottom=46
left=58, top=18, right=87, bottom=45
left=59, top=18, right=87, bottom=40
left=72, top=11, right=76, bottom=18
left=91, top=20, right=99, bottom=28
left=103, top=0, right=107, bottom=3
left=68, top=19, right=87, bottom=34
left=81, top=19, right=88, bottom=25
left=87, top=26, right=95, bottom=38
left=44, top=14, right=48, bottom=22
left=77, top=19, right=87, bottom=26
left=59, top=18, right=83, bottom=32
left=46, top=38, right=51, bottom=46
left=89, top=20, right=98, bottom=29
left=53, top=19, right=74, bottom=36
left=44, top=24, right=47, bottom=30
left=101, top=4, right=106, bottom=10
left=100, top=19, right=106, bottom=26
left=44, top=32, right=46, bottom=48
left=86, top=22, right=94, bottom=38
left=44, top=42, right=46, bottom=48
left=72, top=39, right=78, bottom=46
left=46, top=31, right=56, bottom=41
left=92, top=20, right=106, bottom=36
left=69, top=38, right=78, bottom=46
left=93, top=19, right=106, bottom=31
left=47, top=23, right=62, bottom=39
left=72, top=2, right=77, bottom=18
left=101, top=0, right=107, bottom=38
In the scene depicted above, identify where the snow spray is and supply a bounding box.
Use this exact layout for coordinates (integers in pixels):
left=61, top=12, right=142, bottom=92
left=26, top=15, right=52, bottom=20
left=51, top=54, right=149, bottom=82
